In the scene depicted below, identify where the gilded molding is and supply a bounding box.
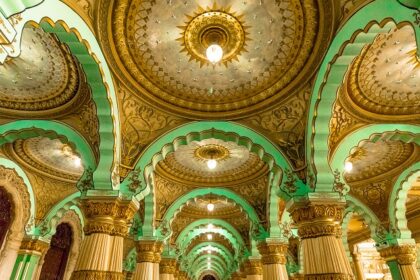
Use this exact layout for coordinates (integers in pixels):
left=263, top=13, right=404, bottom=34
left=379, top=244, right=417, bottom=265
left=81, top=198, right=138, bottom=237
left=135, top=240, right=163, bottom=263
left=19, top=239, right=49, bottom=254
left=243, top=259, right=262, bottom=275
left=304, top=273, right=354, bottom=280
left=160, top=258, right=177, bottom=274
left=70, top=270, right=124, bottom=280
left=290, top=201, right=345, bottom=239
left=257, top=242, right=288, bottom=265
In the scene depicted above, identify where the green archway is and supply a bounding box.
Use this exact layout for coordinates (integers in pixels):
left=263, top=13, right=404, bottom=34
left=122, top=121, right=306, bottom=237
left=307, top=0, right=419, bottom=192
left=0, top=0, right=43, bottom=18
left=176, top=219, right=246, bottom=255
left=192, top=255, right=228, bottom=272
left=185, top=242, right=233, bottom=268
left=330, top=125, right=420, bottom=181
left=0, top=120, right=95, bottom=170
left=40, top=192, right=84, bottom=239
left=9, top=0, right=121, bottom=189
left=389, top=162, right=420, bottom=241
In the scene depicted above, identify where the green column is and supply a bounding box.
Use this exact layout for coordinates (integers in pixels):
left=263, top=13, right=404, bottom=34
left=10, top=238, right=49, bottom=280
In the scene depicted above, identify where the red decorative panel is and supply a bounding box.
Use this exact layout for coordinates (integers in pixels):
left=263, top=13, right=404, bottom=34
left=39, top=223, right=73, bottom=280
left=0, top=187, right=12, bottom=248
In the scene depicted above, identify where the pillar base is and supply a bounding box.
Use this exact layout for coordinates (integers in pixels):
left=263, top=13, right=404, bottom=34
left=303, top=273, right=353, bottom=280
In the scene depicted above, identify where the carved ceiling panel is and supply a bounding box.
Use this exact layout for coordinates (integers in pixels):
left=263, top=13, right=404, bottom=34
left=156, top=138, right=268, bottom=186
left=3, top=137, right=84, bottom=183
left=350, top=179, right=393, bottom=223
left=238, top=82, right=311, bottom=172
left=0, top=26, right=85, bottom=118
left=99, top=0, right=335, bottom=118
left=26, top=171, right=77, bottom=223
left=118, top=83, right=186, bottom=178
left=341, top=25, right=420, bottom=122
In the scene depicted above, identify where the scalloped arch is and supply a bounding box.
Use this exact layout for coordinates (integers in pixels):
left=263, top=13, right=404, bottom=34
left=193, top=259, right=225, bottom=280
left=389, top=162, right=420, bottom=240
left=186, top=242, right=233, bottom=267
left=122, top=121, right=305, bottom=238
left=176, top=219, right=246, bottom=254
left=7, top=0, right=121, bottom=189
left=158, top=188, right=260, bottom=239
left=41, top=192, right=85, bottom=239
left=330, top=125, right=420, bottom=182
left=192, top=255, right=228, bottom=272
left=0, top=120, right=96, bottom=172
left=307, top=0, right=419, bottom=192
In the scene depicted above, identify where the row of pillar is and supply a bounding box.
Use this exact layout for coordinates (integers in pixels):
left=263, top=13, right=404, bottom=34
left=7, top=196, right=420, bottom=280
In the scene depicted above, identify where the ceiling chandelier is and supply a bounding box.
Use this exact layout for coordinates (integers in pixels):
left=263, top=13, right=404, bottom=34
left=206, top=44, right=223, bottom=64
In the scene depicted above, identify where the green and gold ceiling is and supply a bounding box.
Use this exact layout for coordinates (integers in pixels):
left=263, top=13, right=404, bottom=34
left=0, top=0, right=419, bottom=279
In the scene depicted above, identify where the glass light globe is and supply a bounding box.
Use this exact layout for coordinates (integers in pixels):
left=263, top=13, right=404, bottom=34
left=206, top=44, right=223, bottom=64
left=207, top=249, right=212, bottom=254
left=207, top=223, right=214, bottom=230
left=344, top=161, right=353, bottom=172
left=74, top=157, right=81, bottom=167
left=207, top=233, right=213, bottom=240
left=207, top=159, right=217, bottom=169
left=207, top=203, right=215, bottom=212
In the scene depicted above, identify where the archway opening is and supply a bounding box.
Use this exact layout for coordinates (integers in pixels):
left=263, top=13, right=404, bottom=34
left=203, top=275, right=217, bottom=280
left=39, top=223, right=73, bottom=280
left=0, top=188, right=12, bottom=250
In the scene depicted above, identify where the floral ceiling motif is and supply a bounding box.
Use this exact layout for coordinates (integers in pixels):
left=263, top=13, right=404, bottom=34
left=99, top=0, right=335, bottom=118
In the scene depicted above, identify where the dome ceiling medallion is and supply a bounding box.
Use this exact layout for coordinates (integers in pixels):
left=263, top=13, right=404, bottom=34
left=177, top=4, right=250, bottom=67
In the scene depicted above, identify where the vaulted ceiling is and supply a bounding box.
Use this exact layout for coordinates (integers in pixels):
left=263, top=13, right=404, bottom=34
left=0, top=0, right=419, bottom=279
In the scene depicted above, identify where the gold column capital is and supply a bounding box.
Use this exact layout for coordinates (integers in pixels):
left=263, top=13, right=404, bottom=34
left=257, top=241, right=288, bottom=265
left=231, top=272, right=242, bottom=280
left=178, top=271, right=188, bottom=280
left=379, top=244, right=417, bottom=265
left=81, top=197, right=138, bottom=237
left=19, top=238, right=50, bottom=255
left=160, top=257, right=177, bottom=274
left=135, top=240, right=164, bottom=263
left=243, top=259, right=262, bottom=275
left=288, top=198, right=345, bottom=239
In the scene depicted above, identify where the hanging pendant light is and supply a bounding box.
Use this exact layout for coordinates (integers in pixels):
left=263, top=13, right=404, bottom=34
left=206, top=44, right=223, bottom=64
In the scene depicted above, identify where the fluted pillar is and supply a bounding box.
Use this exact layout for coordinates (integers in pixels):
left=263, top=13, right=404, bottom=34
left=258, top=241, right=289, bottom=280
left=288, top=197, right=354, bottom=279
left=70, top=197, right=138, bottom=280
left=160, top=258, right=176, bottom=280
left=351, top=253, right=364, bottom=280
left=379, top=244, right=420, bottom=279
left=10, top=238, right=49, bottom=280
left=132, top=240, right=163, bottom=280
left=244, top=259, right=263, bottom=280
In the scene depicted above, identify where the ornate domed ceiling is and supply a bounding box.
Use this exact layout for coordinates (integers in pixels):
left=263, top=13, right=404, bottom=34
left=3, top=137, right=84, bottom=182
left=99, top=0, right=335, bottom=118
left=0, top=26, right=86, bottom=118
left=156, top=138, right=268, bottom=186
left=344, top=140, right=417, bottom=183
left=341, top=25, right=419, bottom=121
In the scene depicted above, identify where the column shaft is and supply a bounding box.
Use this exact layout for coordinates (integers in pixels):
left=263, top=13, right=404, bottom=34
left=379, top=244, right=420, bottom=280
left=289, top=199, right=354, bottom=279
left=131, top=240, right=163, bottom=280
left=70, top=197, right=138, bottom=280
left=258, top=241, right=289, bottom=280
